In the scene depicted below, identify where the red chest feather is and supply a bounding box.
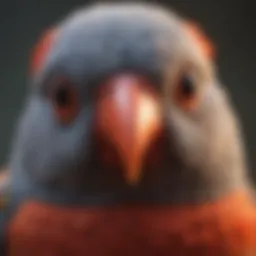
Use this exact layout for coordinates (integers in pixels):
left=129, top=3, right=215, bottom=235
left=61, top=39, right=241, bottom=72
left=6, top=192, right=256, bottom=256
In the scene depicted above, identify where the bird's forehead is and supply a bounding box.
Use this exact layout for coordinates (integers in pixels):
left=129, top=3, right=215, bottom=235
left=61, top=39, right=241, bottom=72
left=43, top=4, right=185, bottom=84
left=62, top=4, right=181, bottom=34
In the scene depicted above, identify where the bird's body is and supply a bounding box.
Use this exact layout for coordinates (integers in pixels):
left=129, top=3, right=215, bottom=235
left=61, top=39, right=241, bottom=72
left=1, top=3, right=256, bottom=255
left=4, top=191, right=256, bottom=256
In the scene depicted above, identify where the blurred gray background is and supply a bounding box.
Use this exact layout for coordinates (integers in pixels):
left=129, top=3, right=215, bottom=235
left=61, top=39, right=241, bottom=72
left=0, top=1, right=255, bottom=178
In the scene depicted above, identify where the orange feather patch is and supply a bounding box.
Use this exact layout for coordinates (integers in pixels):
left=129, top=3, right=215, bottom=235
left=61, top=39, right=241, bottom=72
left=29, top=28, right=57, bottom=76
left=183, top=21, right=215, bottom=60
left=7, top=191, right=256, bottom=256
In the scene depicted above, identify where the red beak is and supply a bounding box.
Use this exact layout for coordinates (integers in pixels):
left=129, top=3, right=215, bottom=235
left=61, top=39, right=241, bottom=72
left=95, top=74, right=162, bottom=185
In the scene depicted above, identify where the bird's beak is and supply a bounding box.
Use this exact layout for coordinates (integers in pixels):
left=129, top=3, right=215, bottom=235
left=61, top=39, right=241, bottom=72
left=96, top=74, right=162, bottom=185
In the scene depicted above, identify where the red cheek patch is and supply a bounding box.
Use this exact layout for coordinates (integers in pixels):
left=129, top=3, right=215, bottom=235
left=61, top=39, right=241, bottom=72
left=183, top=21, right=215, bottom=60
left=29, top=27, right=57, bottom=76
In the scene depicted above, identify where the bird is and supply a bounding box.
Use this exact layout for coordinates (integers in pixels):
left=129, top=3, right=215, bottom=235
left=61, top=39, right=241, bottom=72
left=1, top=2, right=256, bottom=256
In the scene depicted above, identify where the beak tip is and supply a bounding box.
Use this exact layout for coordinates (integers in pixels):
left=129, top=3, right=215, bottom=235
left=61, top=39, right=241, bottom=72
left=124, top=170, right=142, bottom=187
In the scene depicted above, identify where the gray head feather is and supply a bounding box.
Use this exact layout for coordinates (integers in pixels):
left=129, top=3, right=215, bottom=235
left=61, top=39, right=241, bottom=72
left=9, top=3, right=251, bottom=205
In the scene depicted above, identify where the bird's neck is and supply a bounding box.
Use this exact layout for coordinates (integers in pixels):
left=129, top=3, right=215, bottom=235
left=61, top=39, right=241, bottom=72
left=10, top=164, right=252, bottom=207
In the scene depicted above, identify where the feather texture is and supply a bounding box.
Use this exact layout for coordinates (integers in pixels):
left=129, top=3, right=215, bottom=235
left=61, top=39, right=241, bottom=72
left=7, top=191, right=256, bottom=256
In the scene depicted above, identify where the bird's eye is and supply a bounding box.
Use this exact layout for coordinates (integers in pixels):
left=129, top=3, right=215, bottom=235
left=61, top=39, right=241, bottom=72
left=174, top=74, right=198, bottom=111
left=49, top=79, right=79, bottom=124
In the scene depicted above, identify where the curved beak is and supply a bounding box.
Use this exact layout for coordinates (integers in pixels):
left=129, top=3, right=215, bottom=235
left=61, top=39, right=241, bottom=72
left=96, top=74, right=162, bottom=185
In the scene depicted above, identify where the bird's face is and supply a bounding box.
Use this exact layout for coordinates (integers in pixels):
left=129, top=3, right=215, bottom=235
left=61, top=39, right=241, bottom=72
left=11, top=4, right=246, bottom=202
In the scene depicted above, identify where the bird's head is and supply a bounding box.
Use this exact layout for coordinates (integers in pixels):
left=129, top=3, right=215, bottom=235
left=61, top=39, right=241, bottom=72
left=10, top=3, right=249, bottom=204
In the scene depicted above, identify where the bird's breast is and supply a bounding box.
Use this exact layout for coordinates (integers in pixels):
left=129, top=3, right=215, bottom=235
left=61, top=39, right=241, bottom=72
left=6, top=191, right=256, bottom=256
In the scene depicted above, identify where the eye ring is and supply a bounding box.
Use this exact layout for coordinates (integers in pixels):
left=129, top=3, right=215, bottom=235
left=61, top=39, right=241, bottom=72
left=48, top=78, right=79, bottom=124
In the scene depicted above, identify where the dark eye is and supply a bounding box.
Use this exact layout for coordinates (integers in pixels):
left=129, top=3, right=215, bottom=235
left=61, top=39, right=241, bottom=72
left=180, top=75, right=195, bottom=97
left=49, top=79, right=79, bottom=124
left=55, top=87, right=72, bottom=107
left=175, top=74, right=198, bottom=110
